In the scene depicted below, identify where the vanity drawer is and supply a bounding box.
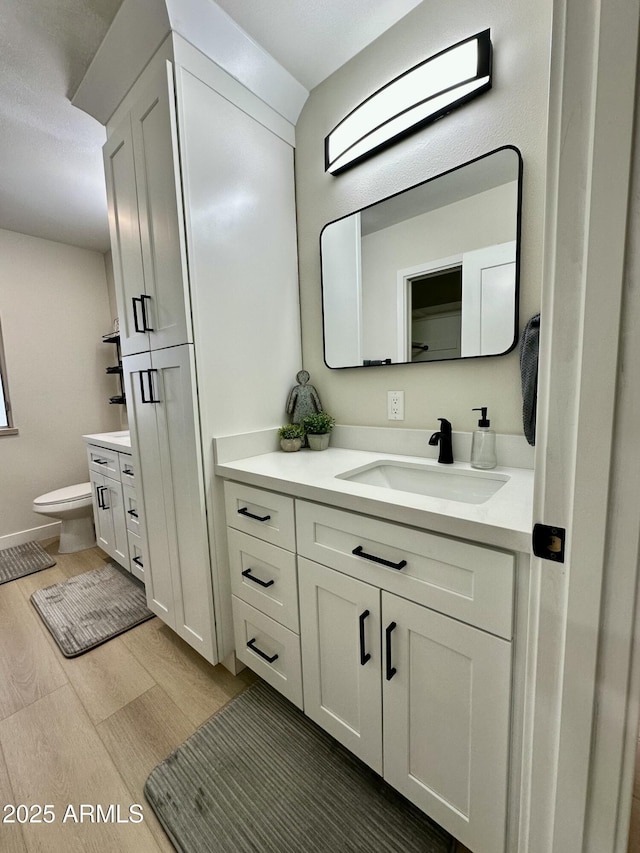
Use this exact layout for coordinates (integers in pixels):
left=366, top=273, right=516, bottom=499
left=122, top=484, right=141, bottom=535
left=119, top=453, right=136, bottom=484
left=296, top=500, right=514, bottom=639
left=224, top=482, right=295, bottom=552
left=87, top=444, right=120, bottom=480
left=228, top=528, right=299, bottom=632
left=127, top=529, right=146, bottom=583
left=232, top=596, right=302, bottom=709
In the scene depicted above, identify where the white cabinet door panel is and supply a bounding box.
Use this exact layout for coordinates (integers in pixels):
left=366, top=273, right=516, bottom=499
left=382, top=592, right=511, bottom=853
left=130, top=62, right=192, bottom=352
left=103, top=118, right=149, bottom=357
left=123, top=351, right=175, bottom=626
left=299, top=557, right=383, bottom=774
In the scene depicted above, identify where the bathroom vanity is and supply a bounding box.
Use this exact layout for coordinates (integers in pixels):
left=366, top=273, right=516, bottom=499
left=215, top=436, right=533, bottom=853
left=83, top=432, right=147, bottom=583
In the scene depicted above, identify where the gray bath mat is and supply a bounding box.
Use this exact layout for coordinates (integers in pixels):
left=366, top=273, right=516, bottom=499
left=30, top=562, right=153, bottom=657
left=0, top=541, right=56, bottom=585
left=145, top=680, right=455, bottom=853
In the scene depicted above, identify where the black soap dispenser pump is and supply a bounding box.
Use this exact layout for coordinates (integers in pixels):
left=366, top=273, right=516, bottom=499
left=471, top=407, right=497, bottom=470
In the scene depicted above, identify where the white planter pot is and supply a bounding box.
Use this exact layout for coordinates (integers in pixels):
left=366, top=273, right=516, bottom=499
left=307, top=433, right=331, bottom=451
left=280, top=437, right=303, bottom=452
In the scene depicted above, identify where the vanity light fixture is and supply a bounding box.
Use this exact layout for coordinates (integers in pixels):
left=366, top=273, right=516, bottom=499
left=325, top=29, right=492, bottom=175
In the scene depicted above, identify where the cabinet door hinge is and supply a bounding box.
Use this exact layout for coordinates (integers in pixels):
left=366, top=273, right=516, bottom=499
left=532, top=523, right=566, bottom=563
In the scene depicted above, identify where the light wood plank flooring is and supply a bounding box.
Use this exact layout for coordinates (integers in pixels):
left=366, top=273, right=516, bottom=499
left=0, top=539, right=472, bottom=853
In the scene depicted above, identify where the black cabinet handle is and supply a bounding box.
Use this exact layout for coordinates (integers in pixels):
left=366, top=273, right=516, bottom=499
left=139, top=369, right=160, bottom=404
left=140, top=294, right=154, bottom=331
left=359, top=609, right=371, bottom=666
left=122, top=468, right=134, bottom=477
left=132, top=296, right=145, bottom=333
left=96, top=485, right=104, bottom=509
left=94, top=458, right=108, bottom=465
left=127, top=509, right=139, bottom=518
left=132, top=556, right=144, bottom=568
left=247, top=638, right=278, bottom=663
left=241, top=568, right=275, bottom=588
left=352, top=545, right=407, bottom=571
left=237, top=507, right=271, bottom=522
left=98, top=486, right=110, bottom=511
left=385, top=621, right=397, bottom=681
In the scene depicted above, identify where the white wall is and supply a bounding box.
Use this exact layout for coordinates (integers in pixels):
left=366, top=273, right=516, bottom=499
left=0, top=229, right=120, bottom=542
left=295, top=0, right=552, bottom=435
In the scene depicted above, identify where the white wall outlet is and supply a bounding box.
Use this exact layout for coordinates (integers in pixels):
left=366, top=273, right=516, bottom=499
left=387, top=390, right=405, bottom=420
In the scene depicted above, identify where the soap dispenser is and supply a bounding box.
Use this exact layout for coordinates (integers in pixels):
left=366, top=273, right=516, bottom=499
left=471, top=407, right=497, bottom=470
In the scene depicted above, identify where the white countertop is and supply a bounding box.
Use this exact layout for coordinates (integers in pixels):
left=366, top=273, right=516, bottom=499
left=215, top=447, right=534, bottom=552
left=83, top=431, right=131, bottom=453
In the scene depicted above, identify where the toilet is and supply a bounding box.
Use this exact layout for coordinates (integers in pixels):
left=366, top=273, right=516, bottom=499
left=33, top=483, right=96, bottom=554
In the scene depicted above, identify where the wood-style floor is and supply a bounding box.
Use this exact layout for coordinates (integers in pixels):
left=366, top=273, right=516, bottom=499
left=0, top=539, right=472, bottom=853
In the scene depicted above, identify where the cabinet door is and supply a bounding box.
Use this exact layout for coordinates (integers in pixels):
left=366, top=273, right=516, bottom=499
left=90, top=470, right=114, bottom=556
left=299, top=557, right=382, bottom=773
left=382, top=592, right=511, bottom=853
left=103, top=116, right=149, bottom=357
left=123, top=346, right=215, bottom=661
left=130, top=61, right=192, bottom=352
left=122, top=351, right=176, bottom=627
left=103, top=476, right=130, bottom=568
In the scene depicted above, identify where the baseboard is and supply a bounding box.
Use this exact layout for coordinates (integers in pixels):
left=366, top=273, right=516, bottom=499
left=0, top=522, right=61, bottom=550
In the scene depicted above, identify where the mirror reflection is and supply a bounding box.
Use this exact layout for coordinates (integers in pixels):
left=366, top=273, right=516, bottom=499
left=320, top=146, right=522, bottom=368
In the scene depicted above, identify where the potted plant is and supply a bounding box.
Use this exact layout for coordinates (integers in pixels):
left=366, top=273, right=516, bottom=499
left=302, top=411, right=335, bottom=450
left=278, top=423, right=305, bottom=452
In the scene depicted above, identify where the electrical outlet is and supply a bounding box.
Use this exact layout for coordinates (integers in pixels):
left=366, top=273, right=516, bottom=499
left=387, top=390, right=405, bottom=420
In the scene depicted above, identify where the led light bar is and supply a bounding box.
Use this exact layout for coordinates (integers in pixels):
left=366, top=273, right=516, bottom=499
left=325, top=30, right=492, bottom=175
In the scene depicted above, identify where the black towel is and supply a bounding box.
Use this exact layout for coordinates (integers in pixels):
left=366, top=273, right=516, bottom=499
left=520, top=314, right=540, bottom=446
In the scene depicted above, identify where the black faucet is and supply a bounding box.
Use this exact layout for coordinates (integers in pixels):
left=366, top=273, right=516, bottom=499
left=429, top=418, right=454, bottom=464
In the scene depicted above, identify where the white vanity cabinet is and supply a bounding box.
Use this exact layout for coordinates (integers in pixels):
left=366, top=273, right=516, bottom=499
left=87, top=443, right=147, bottom=581
left=223, top=481, right=515, bottom=853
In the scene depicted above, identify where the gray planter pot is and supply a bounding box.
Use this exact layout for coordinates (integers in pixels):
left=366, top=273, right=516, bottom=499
left=307, top=433, right=331, bottom=451
left=280, top=437, right=303, bottom=452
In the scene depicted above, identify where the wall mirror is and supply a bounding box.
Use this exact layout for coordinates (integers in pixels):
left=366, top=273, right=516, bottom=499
left=320, top=145, right=522, bottom=368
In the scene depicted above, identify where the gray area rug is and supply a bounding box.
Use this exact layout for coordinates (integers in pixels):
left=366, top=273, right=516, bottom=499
left=145, top=680, right=455, bottom=853
left=0, top=541, right=56, bottom=585
left=31, top=562, right=153, bottom=657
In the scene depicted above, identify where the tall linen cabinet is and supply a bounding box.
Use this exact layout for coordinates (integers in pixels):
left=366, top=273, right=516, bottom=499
left=102, top=35, right=302, bottom=665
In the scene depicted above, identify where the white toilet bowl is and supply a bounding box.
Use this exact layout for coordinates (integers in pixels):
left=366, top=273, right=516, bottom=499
left=33, top=483, right=96, bottom=554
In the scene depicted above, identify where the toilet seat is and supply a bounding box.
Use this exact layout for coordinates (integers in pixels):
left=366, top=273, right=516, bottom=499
left=33, top=483, right=92, bottom=507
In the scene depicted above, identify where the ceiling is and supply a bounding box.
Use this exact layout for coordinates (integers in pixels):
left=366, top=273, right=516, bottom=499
left=0, top=0, right=423, bottom=255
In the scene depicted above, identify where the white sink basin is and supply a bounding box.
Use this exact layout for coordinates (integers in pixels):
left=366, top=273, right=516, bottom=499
left=336, top=460, right=509, bottom=504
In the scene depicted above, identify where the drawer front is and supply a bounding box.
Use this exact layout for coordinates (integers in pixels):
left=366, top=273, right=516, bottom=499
left=224, top=482, right=295, bottom=551
left=122, top=483, right=141, bottom=535
left=119, top=453, right=136, bottom=484
left=232, top=596, right=302, bottom=709
left=87, top=445, right=119, bottom=480
left=229, top=529, right=299, bottom=632
left=127, top=529, right=146, bottom=583
left=296, top=500, right=514, bottom=639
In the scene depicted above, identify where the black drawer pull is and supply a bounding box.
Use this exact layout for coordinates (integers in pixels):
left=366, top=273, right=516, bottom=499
left=94, top=458, right=108, bottom=465
left=241, top=568, right=275, bottom=588
left=238, top=507, right=271, bottom=523
left=247, top=638, right=278, bottom=664
left=140, top=294, right=154, bottom=332
left=132, top=296, right=144, bottom=333
left=385, top=621, right=397, bottom=681
left=132, top=556, right=144, bottom=568
left=127, top=509, right=139, bottom=518
left=352, top=545, right=407, bottom=571
left=122, top=468, right=134, bottom=477
left=359, top=609, right=371, bottom=666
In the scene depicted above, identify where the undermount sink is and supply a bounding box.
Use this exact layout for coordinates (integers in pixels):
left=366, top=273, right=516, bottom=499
left=336, top=460, right=509, bottom=505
